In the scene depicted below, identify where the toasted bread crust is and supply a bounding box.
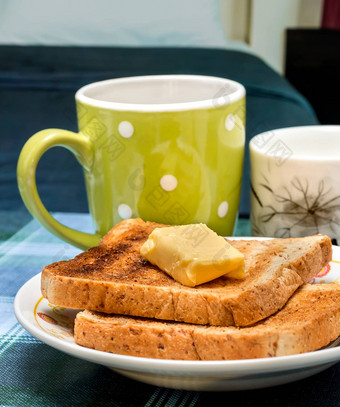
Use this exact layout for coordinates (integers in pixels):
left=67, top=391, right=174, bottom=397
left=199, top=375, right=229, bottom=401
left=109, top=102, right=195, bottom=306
left=74, top=284, right=340, bottom=360
left=41, top=219, right=332, bottom=327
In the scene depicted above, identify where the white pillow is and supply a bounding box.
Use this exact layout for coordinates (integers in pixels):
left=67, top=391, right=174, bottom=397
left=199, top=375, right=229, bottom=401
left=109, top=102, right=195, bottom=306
left=0, top=0, right=229, bottom=47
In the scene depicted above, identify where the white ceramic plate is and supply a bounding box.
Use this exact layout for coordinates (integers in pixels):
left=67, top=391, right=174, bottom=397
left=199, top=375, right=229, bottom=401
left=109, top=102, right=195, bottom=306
left=14, top=240, right=340, bottom=391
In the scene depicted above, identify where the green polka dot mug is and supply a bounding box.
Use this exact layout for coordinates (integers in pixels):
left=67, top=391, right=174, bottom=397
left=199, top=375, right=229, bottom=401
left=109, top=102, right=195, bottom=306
left=17, top=75, right=245, bottom=249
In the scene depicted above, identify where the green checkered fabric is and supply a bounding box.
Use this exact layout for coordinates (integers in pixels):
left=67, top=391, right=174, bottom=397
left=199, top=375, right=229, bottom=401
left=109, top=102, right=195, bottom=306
left=1, top=213, right=339, bottom=407
left=0, top=213, right=201, bottom=406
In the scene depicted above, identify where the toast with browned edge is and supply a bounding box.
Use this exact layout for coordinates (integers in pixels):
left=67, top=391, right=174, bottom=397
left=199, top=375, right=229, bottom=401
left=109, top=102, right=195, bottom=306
left=41, top=218, right=332, bottom=327
left=74, top=284, right=340, bottom=360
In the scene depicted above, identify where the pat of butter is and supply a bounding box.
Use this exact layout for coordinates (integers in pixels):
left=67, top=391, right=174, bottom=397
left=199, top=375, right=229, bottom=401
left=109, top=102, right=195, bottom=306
left=140, top=224, right=245, bottom=287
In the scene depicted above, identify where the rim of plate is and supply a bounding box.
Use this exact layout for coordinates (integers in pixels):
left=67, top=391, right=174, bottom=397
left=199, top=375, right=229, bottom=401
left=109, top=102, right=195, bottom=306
left=14, top=240, right=340, bottom=377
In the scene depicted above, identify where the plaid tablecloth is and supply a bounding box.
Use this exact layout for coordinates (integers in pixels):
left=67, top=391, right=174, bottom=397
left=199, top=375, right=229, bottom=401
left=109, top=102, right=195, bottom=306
left=1, top=212, right=339, bottom=407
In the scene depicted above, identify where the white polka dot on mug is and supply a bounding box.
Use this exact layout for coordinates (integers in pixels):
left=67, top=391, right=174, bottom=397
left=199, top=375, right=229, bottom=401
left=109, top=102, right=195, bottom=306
left=225, top=114, right=235, bottom=131
left=118, top=121, right=134, bottom=138
left=118, top=203, right=132, bottom=219
left=218, top=201, right=229, bottom=218
left=160, top=175, right=178, bottom=191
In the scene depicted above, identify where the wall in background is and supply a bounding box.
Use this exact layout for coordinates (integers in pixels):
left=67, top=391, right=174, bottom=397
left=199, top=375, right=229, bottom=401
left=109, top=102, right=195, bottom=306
left=248, top=0, right=323, bottom=73
left=0, top=0, right=324, bottom=74
left=220, top=0, right=250, bottom=43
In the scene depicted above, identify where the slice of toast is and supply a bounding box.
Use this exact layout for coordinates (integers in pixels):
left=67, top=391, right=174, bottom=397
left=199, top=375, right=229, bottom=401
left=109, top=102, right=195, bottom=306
left=74, top=284, right=340, bottom=360
left=41, top=218, right=332, bottom=327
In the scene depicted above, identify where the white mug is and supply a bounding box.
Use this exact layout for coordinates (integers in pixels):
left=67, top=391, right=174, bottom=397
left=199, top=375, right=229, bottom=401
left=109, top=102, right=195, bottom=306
left=250, top=125, right=340, bottom=243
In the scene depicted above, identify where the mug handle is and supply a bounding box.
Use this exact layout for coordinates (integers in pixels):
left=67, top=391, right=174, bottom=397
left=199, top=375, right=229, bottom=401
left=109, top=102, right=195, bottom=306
left=17, top=129, right=102, bottom=250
